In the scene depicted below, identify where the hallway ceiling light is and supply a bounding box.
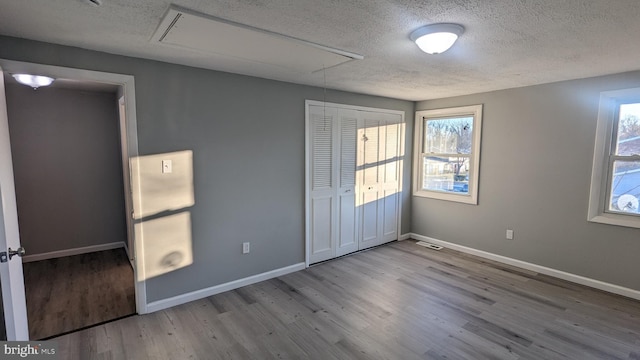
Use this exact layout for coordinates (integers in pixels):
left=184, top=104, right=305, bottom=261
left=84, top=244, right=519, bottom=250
left=12, top=74, right=55, bottom=89
left=410, top=23, right=464, bottom=55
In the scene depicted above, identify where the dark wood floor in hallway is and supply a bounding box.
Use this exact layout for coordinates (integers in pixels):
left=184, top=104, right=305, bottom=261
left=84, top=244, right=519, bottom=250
left=24, top=248, right=135, bottom=340
left=55, top=241, right=640, bottom=359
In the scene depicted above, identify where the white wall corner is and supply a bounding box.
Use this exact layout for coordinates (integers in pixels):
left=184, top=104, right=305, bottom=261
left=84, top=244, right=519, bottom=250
left=398, top=233, right=412, bottom=241
left=409, top=233, right=640, bottom=301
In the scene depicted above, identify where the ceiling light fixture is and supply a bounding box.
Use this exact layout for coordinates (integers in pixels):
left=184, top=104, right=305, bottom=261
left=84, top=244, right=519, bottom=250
left=12, top=74, right=55, bottom=90
left=410, top=23, right=464, bottom=55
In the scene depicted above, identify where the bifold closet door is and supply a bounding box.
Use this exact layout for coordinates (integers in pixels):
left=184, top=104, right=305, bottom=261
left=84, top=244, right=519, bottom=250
left=307, top=106, right=359, bottom=263
left=379, top=115, right=401, bottom=243
left=358, top=111, right=401, bottom=250
left=308, top=105, right=338, bottom=264
left=307, top=103, right=402, bottom=264
left=335, top=109, right=358, bottom=257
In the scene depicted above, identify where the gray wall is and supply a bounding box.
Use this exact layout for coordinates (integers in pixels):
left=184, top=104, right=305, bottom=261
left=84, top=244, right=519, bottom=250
left=0, top=36, right=414, bottom=302
left=5, top=84, right=126, bottom=255
left=414, top=72, right=640, bottom=291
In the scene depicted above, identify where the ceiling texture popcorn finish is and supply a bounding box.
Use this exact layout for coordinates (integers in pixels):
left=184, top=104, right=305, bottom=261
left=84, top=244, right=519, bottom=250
left=0, top=0, right=639, bottom=100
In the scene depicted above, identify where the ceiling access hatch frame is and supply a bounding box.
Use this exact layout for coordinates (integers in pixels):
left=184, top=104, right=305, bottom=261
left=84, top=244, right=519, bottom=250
left=151, top=6, right=364, bottom=74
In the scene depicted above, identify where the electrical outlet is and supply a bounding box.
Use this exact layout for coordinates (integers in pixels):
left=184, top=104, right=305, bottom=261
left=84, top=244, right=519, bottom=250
left=242, top=242, right=250, bottom=254
left=162, top=160, right=172, bottom=173
left=506, top=229, right=514, bottom=240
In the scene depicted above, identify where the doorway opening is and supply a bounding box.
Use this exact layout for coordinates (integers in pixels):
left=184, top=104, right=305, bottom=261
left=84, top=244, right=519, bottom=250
left=0, top=59, right=145, bottom=340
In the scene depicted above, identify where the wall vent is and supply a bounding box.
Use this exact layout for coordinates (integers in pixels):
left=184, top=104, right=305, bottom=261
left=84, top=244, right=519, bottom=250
left=416, top=241, right=443, bottom=250
left=151, top=6, right=363, bottom=74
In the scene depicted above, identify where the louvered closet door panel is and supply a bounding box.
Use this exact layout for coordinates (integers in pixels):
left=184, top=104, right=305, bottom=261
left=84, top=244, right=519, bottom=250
left=381, top=117, right=402, bottom=241
left=362, top=119, right=380, bottom=187
left=381, top=187, right=398, bottom=240
left=311, top=113, right=333, bottom=191
left=340, top=115, right=357, bottom=189
left=358, top=111, right=402, bottom=249
left=336, top=109, right=358, bottom=257
left=384, top=121, right=400, bottom=183
left=359, top=117, right=381, bottom=248
left=308, top=105, right=338, bottom=264
left=311, top=196, right=333, bottom=256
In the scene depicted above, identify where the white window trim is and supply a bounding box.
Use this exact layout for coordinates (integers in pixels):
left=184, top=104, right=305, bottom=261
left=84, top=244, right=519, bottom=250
left=588, top=87, right=640, bottom=228
left=413, top=105, right=483, bottom=204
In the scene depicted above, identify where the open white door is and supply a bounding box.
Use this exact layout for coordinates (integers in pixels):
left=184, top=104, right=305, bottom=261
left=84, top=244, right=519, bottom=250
left=0, top=68, right=29, bottom=340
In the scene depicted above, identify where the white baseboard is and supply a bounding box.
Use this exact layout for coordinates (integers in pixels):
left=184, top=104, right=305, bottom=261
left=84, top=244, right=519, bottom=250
left=146, top=262, right=306, bottom=313
left=398, top=233, right=412, bottom=241
left=409, top=233, right=640, bottom=301
left=22, top=242, right=125, bottom=263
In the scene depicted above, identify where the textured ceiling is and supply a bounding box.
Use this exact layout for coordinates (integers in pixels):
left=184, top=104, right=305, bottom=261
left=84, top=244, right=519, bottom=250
left=1, top=0, right=639, bottom=101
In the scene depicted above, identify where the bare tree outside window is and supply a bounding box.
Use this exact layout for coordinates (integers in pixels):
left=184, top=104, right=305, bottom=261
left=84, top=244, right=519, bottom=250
left=423, top=116, right=473, bottom=193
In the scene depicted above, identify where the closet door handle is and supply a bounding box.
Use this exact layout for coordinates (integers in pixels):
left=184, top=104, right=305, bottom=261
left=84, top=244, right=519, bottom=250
left=9, top=247, right=26, bottom=260
left=0, top=247, right=26, bottom=263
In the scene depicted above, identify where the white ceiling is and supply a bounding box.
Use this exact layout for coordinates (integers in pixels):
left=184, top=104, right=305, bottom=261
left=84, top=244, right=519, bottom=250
left=1, top=0, right=639, bottom=101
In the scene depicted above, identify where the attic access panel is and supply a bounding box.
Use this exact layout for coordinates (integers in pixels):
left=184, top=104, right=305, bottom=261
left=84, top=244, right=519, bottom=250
left=151, top=6, right=363, bottom=74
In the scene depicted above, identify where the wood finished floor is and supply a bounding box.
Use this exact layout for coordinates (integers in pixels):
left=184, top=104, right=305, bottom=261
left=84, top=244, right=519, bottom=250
left=24, top=248, right=136, bottom=340
left=55, top=241, right=640, bottom=359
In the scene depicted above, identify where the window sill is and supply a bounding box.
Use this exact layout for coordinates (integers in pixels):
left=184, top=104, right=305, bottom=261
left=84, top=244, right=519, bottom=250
left=413, top=190, right=478, bottom=205
left=588, top=213, right=640, bottom=229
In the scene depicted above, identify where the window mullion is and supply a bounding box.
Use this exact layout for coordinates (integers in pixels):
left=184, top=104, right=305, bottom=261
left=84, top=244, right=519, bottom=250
left=424, top=153, right=471, bottom=158
left=610, top=155, right=640, bottom=161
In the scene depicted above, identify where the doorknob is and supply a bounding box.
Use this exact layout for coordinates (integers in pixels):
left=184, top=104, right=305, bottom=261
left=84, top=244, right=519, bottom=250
left=9, top=247, right=26, bottom=260
left=0, top=247, right=26, bottom=263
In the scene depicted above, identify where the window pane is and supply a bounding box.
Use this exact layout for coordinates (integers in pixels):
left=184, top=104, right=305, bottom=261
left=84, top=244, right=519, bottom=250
left=616, top=103, right=640, bottom=156
left=608, top=160, right=640, bottom=214
left=422, top=156, right=470, bottom=194
left=423, top=116, right=473, bottom=154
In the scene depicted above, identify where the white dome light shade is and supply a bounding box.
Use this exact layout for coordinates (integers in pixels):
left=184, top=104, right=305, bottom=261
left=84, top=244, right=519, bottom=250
left=12, top=74, right=55, bottom=89
left=415, top=32, right=459, bottom=54
left=410, top=23, right=465, bottom=54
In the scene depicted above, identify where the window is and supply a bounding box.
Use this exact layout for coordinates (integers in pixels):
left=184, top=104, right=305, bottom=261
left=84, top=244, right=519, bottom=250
left=588, top=88, right=640, bottom=228
left=413, top=105, right=483, bottom=204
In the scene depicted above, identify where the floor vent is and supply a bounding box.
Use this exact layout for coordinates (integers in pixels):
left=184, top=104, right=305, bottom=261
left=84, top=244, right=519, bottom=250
left=416, top=241, right=443, bottom=250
